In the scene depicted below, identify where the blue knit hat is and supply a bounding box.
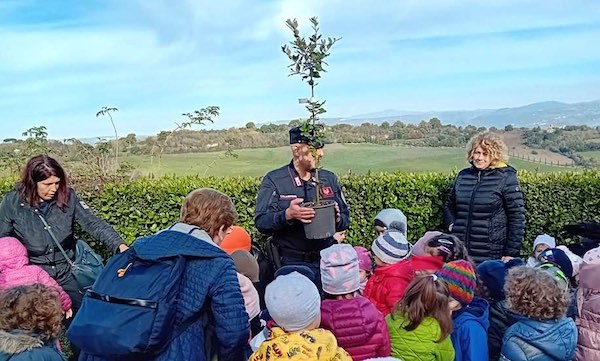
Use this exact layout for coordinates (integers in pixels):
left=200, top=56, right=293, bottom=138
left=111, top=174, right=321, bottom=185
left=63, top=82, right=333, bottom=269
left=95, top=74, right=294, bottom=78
left=476, top=258, right=524, bottom=301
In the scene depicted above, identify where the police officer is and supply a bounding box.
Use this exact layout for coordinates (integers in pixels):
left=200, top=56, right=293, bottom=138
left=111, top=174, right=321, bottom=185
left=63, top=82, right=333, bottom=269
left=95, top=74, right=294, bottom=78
left=255, top=126, right=350, bottom=287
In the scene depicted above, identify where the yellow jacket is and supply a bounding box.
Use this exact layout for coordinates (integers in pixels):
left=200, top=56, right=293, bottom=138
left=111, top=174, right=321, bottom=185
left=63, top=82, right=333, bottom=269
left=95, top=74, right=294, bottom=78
left=249, top=327, right=352, bottom=361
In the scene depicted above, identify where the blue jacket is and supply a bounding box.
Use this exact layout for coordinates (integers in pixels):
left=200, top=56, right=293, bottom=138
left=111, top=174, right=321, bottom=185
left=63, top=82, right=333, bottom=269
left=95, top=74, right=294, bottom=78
left=500, top=315, right=577, bottom=361
left=79, top=223, right=250, bottom=361
left=255, top=161, right=350, bottom=254
left=0, top=331, right=64, bottom=361
left=451, top=297, right=490, bottom=361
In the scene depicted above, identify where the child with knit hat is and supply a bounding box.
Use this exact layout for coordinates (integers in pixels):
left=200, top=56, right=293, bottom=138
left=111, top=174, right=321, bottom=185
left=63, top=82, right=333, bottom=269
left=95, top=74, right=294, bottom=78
left=436, top=260, right=489, bottom=361
left=249, top=272, right=352, bottom=361
left=526, top=234, right=556, bottom=267
left=365, top=230, right=444, bottom=315
left=354, top=246, right=373, bottom=294
left=476, top=258, right=524, bottom=361
left=374, top=208, right=407, bottom=237
left=220, top=226, right=252, bottom=254
left=386, top=274, right=455, bottom=361
left=320, top=244, right=390, bottom=361
left=501, top=266, right=577, bottom=361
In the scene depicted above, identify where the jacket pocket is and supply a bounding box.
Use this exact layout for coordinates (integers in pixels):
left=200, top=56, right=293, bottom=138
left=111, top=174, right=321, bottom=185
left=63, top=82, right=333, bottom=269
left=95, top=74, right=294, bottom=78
left=489, top=215, right=507, bottom=245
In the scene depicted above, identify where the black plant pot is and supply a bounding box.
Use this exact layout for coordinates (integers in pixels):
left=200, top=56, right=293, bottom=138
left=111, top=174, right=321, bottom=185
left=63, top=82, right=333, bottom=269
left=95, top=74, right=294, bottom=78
left=302, top=200, right=336, bottom=240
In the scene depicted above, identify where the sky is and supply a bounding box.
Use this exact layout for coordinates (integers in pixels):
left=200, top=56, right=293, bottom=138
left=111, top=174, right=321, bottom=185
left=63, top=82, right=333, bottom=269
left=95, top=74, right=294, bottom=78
left=1, top=0, right=600, bottom=139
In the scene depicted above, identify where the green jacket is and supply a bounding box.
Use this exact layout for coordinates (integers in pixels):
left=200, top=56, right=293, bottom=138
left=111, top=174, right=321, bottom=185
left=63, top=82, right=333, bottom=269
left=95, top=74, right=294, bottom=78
left=386, top=313, right=455, bottom=361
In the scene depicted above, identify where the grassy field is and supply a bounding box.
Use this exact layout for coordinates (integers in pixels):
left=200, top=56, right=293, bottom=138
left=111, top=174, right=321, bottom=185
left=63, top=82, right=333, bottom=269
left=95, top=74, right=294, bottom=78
left=124, top=144, right=570, bottom=177
left=579, top=150, right=600, bottom=161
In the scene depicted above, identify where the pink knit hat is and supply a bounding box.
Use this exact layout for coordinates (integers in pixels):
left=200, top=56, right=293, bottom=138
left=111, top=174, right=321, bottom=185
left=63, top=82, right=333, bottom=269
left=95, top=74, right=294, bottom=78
left=353, top=246, right=373, bottom=272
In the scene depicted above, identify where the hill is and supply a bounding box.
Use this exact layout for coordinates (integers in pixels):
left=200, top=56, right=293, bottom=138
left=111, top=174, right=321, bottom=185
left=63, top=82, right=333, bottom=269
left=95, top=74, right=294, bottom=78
left=315, top=99, right=600, bottom=128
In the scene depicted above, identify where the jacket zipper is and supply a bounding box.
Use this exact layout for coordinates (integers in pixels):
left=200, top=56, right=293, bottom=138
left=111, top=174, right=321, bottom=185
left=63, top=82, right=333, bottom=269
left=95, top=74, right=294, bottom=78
left=464, top=170, right=482, bottom=250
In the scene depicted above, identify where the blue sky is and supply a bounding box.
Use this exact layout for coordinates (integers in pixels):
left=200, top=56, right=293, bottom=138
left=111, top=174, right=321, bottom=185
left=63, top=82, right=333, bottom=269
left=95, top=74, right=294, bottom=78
left=1, top=0, right=600, bottom=139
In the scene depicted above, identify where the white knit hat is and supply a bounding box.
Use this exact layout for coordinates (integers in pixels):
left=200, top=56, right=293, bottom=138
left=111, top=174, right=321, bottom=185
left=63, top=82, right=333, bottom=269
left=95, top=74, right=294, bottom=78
left=371, top=230, right=412, bottom=265
left=265, top=272, right=321, bottom=332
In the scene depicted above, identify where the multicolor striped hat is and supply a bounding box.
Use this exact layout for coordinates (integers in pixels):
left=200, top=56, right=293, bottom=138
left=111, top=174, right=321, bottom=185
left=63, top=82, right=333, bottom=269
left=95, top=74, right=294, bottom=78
left=436, top=259, right=476, bottom=305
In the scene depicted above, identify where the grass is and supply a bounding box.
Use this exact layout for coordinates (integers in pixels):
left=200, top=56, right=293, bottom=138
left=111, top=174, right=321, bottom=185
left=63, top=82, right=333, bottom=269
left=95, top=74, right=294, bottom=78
left=579, top=150, right=600, bottom=161
left=123, top=143, right=570, bottom=178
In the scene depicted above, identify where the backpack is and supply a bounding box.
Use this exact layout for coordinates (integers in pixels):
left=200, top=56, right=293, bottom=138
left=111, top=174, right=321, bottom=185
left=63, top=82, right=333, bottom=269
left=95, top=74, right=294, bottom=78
left=67, top=239, right=203, bottom=360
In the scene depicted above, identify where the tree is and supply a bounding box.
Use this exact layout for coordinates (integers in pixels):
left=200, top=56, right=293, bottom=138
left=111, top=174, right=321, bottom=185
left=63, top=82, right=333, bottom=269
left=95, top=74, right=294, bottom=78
left=505, top=124, right=514, bottom=132
left=245, top=122, right=256, bottom=129
left=96, top=107, right=119, bottom=171
left=282, top=16, right=340, bottom=204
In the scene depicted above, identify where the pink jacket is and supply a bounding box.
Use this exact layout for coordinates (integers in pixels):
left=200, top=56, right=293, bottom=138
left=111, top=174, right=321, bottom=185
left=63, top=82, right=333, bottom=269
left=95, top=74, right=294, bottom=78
left=321, top=296, right=391, bottom=361
left=0, top=237, right=72, bottom=311
left=576, top=262, right=600, bottom=361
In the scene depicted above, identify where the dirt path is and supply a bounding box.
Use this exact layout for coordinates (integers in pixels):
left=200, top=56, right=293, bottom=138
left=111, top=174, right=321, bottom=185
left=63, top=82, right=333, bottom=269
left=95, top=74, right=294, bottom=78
left=502, top=131, right=574, bottom=166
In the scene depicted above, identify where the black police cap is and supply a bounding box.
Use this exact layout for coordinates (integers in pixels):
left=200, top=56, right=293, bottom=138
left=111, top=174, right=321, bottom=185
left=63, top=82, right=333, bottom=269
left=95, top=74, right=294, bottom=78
left=289, top=126, right=324, bottom=149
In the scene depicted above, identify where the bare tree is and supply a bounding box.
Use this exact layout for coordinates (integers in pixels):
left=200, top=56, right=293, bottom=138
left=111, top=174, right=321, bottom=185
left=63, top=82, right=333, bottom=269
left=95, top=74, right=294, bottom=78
left=96, top=107, right=119, bottom=170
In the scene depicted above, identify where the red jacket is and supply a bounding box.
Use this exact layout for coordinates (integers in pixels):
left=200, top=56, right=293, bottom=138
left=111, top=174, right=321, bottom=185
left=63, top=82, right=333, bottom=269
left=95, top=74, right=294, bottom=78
left=364, top=256, right=444, bottom=315
left=321, top=296, right=390, bottom=361
left=0, top=237, right=72, bottom=311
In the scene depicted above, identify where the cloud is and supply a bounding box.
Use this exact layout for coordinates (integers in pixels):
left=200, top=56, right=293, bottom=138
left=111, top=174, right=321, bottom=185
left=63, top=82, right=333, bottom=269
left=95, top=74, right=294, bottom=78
left=0, top=0, right=599, bottom=138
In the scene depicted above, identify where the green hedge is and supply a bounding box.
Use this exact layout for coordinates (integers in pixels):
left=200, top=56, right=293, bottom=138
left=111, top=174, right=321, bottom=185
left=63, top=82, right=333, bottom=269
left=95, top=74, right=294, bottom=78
left=1, top=171, right=599, bottom=257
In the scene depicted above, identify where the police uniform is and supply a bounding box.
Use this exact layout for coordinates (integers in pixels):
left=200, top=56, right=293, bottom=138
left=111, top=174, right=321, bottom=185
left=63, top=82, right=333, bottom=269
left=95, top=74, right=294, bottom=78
left=254, top=128, right=350, bottom=280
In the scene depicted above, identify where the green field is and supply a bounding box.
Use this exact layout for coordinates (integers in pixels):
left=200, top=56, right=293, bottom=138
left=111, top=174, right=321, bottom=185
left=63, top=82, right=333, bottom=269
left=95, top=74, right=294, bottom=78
left=579, top=150, right=600, bottom=161
left=124, top=144, right=569, bottom=177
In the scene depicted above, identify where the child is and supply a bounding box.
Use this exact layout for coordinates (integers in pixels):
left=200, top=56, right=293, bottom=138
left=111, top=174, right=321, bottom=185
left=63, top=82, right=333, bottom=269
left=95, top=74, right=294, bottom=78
left=0, top=236, right=72, bottom=317
left=537, top=247, right=579, bottom=319
left=436, top=260, right=489, bottom=361
left=414, top=233, right=469, bottom=262
left=365, top=230, right=444, bottom=315
left=354, top=246, right=373, bottom=294
left=0, top=284, right=66, bottom=360
left=249, top=272, right=352, bottom=361
left=230, top=250, right=261, bottom=336
left=526, top=234, right=556, bottom=267
left=386, top=274, right=455, bottom=361
left=374, top=208, right=407, bottom=237
left=576, top=251, right=600, bottom=360
left=320, top=244, right=390, bottom=360
left=501, top=266, right=577, bottom=361
left=476, top=258, right=524, bottom=361
left=220, top=225, right=252, bottom=254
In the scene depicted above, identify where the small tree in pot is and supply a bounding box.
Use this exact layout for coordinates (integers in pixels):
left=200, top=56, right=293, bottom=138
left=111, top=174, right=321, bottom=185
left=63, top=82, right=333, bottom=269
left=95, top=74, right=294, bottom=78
left=282, top=16, right=340, bottom=239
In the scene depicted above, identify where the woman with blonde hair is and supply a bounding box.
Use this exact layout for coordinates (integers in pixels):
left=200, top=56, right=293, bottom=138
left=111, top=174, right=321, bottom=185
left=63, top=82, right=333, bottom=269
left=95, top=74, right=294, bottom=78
left=443, top=131, right=525, bottom=264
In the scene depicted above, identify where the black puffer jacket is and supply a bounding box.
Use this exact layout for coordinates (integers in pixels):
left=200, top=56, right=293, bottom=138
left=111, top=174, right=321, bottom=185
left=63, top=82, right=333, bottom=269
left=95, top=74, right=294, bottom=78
left=443, top=165, right=525, bottom=264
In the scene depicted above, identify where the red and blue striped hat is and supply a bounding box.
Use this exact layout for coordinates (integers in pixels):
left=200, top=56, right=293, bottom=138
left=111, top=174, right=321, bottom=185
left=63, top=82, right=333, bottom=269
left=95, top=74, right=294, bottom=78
left=436, top=259, right=476, bottom=305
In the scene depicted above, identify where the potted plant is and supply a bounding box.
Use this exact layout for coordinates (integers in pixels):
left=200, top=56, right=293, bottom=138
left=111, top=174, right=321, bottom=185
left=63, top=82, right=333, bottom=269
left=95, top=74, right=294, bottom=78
left=282, top=17, right=340, bottom=239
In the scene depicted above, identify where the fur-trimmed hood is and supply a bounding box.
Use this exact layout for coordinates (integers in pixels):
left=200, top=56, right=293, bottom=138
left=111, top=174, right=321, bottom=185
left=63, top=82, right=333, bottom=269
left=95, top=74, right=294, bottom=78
left=0, top=330, right=43, bottom=355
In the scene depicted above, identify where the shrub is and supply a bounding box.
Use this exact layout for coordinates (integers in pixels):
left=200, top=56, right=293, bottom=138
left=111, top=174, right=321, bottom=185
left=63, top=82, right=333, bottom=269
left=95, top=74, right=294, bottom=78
left=1, top=171, right=599, bottom=257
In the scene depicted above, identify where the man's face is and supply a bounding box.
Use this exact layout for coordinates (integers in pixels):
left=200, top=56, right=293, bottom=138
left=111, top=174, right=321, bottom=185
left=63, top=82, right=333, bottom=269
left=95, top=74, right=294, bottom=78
left=292, top=144, right=324, bottom=170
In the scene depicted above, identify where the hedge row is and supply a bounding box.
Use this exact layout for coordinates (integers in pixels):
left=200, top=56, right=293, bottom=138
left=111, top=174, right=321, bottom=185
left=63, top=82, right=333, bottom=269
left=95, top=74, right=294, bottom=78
left=1, top=171, right=599, bottom=257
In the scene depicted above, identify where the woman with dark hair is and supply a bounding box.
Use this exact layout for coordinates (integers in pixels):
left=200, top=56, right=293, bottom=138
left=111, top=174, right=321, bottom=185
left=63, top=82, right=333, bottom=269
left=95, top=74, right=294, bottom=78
left=0, top=155, right=127, bottom=309
left=443, top=131, right=525, bottom=265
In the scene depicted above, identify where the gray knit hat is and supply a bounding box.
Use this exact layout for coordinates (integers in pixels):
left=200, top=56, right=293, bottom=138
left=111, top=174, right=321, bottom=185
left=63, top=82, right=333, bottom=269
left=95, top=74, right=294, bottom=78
left=371, top=230, right=412, bottom=265
left=374, top=208, right=408, bottom=237
left=320, top=244, right=361, bottom=295
left=265, top=272, right=321, bottom=331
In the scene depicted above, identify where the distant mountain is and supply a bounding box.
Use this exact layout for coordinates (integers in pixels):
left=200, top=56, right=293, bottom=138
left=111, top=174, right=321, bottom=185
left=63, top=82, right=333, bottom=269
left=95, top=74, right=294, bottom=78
left=319, top=99, right=600, bottom=128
